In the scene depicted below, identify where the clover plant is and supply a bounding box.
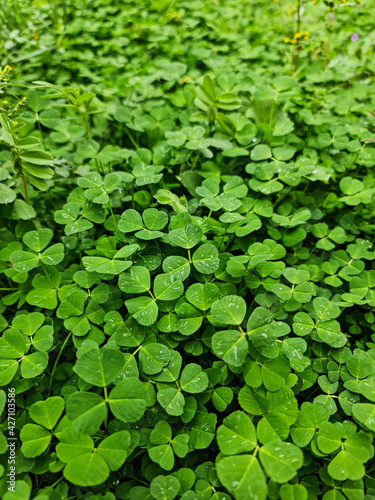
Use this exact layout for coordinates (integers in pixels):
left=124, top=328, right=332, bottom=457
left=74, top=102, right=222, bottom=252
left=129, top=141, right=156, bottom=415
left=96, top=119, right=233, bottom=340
left=0, top=0, right=375, bottom=499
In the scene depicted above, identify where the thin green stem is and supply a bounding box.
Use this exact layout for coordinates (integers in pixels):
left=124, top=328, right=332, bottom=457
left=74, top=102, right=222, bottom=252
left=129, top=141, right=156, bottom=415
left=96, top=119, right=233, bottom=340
left=131, top=179, right=135, bottom=209
left=103, top=386, right=108, bottom=430
left=324, top=11, right=335, bottom=69
left=21, top=173, right=29, bottom=204
left=82, top=114, right=92, bottom=139
left=269, top=99, right=275, bottom=127
left=132, top=345, right=143, bottom=356
left=36, top=117, right=46, bottom=149
left=48, top=332, right=72, bottom=394
left=218, top=224, right=228, bottom=251
left=108, top=201, right=118, bottom=231
left=126, top=129, right=139, bottom=149
left=294, top=0, right=301, bottom=72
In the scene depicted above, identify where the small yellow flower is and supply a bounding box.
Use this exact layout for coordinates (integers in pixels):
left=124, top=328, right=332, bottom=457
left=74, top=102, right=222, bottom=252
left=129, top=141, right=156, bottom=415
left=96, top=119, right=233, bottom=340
left=4, top=65, right=12, bottom=71
left=292, top=39, right=297, bottom=44
left=294, top=32, right=302, bottom=39
left=2, top=100, right=8, bottom=104
left=13, top=121, right=18, bottom=125
left=33, top=34, right=39, bottom=40
left=304, top=31, right=309, bottom=35
left=284, top=37, right=290, bottom=43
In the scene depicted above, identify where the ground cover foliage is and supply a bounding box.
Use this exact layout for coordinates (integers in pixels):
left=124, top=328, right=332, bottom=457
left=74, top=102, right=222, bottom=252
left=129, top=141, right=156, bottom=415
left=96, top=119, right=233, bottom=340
left=0, top=0, right=375, bottom=498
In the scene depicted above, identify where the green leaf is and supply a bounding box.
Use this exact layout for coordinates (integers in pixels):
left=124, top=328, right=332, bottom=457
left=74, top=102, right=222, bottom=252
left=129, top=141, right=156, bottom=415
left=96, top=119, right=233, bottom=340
left=261, top=356, right=290, bottom=391
left=352, top=403, right=375, bottom=431
left=20, top=149, right=53, bottom=165
left=139, top=343, right=171, bottom=375
left=316, top=422, right=342, bottom=453
left=82, top=256, right=132, bottom=274
left=0, top=329, right=26, bottom=358
left=279, top=484, right=307, bottom=500
left=56, top=427, right=94, bottom=462
left=185, top=283, right=220, bottom=310
left=29, top=396, right=65, bottom=429
left=150, top=421, right=172, bottom=444
left=118, top=209, right=144, bottom=232
left=125, top=296, right=158, bottom=326
left=162, top=256, right=191, bottom=281
left=0, top=359, right=18, bottom=386
left=0, top=183, right=16, bottom=204
left=154, top=273, right=184, bottom=301
left=327, top=450, right=364, bottom=481
left=119, top=266, right=151, bottom=293
left=13, top=199, right=36, bottom=219
left=3, top=481, right=31, bottom=500
left=157, top=387, right=185, bottom=416
left=63, top=453, right=109, bottom=486
left=97, top=430, right=131, bottom=470
left=40, top=243, right=64, bottom=265
left=143, top=208, right=168, bottom=230
left=66, top=392, right=107, bottom=434
left=12, top=312, right=44, bottom=335
left=250, top=145, right=272, bottom=161
left=10, top=250, right=39, bottom=272
left=23, top=228, right=53, bottom=252
left=192, top=243, right=220, bottom=274
left=180, top=363, right=208, bottom=393
left=259, top=441, right=303, bottom=483
left=20, top=423, right=51, bottom=457
left=217, top=455, right=267, bottom=500
left=109, top=378, right=148, bottom=422
left=190, top=413, right=217, bottom=448
left=73, top=348, right=125, bottom=387
left=169, top=224, right=203, bottom=249
left=217, top=410, right=257, bottom=455
left=21, top=351, right=48, bottom=378
left=150, top=475, right=180, bottom=500
left=149, top=443, right=174, bottom=470
left=212, top=330, right=248, bottom=366
left=210, top=295, right=246, bottom=325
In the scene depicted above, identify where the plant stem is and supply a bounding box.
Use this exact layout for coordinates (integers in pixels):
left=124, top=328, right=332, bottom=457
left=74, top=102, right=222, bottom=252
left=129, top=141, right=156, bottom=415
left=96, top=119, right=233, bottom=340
left=108, top=201, right=118, bottom=231
left=294, top=0, right=301, bottom=72
left=48, top=331, right=72, bottom=394
left=131, top=179, right=135, bottom=209
left=36, top=117, right=46, bottom=149
left=21, top=173, right=29, bottom=204
left=103, top=386, right=108, bottom=429
left=82, top=113, right=92, bottom=139
left=324, top=11, right=335, bottom=69
left=269, top=99, right=275, bottom=127
left=126, top=129, right=139, bottom=149
left=218, top=224, right=228, bottom=251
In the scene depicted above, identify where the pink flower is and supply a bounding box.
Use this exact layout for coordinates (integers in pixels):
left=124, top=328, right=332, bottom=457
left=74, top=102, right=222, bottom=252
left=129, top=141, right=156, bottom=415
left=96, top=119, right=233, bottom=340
left=351, top=33, right=359, bottom=41
left=329, top=13, right=334, bottom=19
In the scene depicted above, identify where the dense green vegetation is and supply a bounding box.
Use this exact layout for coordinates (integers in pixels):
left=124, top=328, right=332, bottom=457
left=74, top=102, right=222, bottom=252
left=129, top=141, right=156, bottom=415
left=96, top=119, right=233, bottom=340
left=1, top=0, right=375, bottom=498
